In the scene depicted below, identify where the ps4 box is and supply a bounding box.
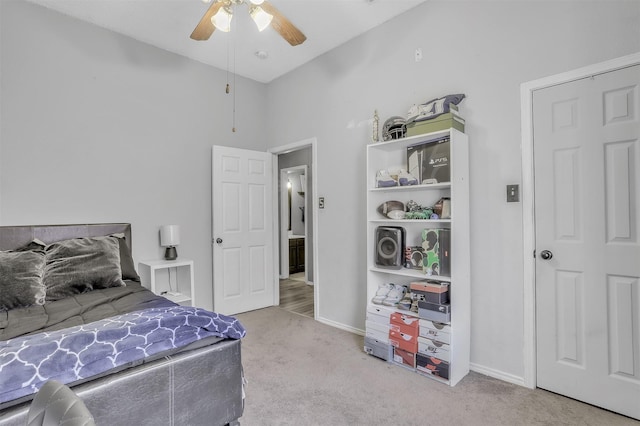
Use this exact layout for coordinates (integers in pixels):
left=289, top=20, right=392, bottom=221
left=406, top=136, right=451, bottom=184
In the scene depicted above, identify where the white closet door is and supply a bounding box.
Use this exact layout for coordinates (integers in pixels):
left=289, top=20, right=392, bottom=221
left=534, top=64, right=640, bottom=419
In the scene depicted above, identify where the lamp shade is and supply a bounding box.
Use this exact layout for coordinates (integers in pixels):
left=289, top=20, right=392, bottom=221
left=250, top=5, right=273, bottom=32
left=211, top=6, right=232, bottom=32
left=160, top=225, right=180, bottom=247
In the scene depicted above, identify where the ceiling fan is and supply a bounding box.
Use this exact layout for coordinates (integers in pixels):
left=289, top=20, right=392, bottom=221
left=190, top=0, right=307, bottom=46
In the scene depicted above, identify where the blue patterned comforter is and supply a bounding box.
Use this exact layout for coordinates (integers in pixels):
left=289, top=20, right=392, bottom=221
left=0, top=306, right=245, bottom=404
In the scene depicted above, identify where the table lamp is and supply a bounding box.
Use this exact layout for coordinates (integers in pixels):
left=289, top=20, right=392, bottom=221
left=160, top=225, right=180, bottom=260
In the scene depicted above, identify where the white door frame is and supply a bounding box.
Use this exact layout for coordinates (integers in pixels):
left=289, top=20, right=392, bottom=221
left=520, top=52, right=640, bottom=389
left=269, top=137, right=319, bottom=319
left=279, top=165, right=308, bottom=280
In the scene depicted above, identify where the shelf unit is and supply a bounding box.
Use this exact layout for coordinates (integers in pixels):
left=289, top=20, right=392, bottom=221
left=138, top=259, right=195, bottom=307
left=365, top=128, right=470, bottom=386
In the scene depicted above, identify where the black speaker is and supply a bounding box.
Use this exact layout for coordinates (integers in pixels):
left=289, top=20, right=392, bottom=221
left=375, top=226, right=405, bottom=269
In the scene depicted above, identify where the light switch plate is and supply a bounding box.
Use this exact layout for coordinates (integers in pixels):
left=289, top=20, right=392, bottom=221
left=507, top=184, right=519, bottom=202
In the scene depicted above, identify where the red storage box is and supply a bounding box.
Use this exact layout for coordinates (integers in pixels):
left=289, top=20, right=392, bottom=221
left=393, top=347, right=416, bottom=369
left=389, top=329, right=418, bottom=353
left=390, top=312, right=419, bottom=335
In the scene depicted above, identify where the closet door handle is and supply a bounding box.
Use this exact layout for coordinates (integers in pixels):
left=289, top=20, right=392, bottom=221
left=216, top=238, right=223, bottom=245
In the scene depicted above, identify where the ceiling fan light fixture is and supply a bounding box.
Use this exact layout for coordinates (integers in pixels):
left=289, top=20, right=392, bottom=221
left=249, top=0, right=265, bottom=5
left=211, top=6, right=233, bottom=33
left=250, top=6, right=273, bottom=32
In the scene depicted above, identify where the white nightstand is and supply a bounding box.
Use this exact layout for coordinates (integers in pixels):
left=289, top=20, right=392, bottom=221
left=138, top=259, right=195, bottom=307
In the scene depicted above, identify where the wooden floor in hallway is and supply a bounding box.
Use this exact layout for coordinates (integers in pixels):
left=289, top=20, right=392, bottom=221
left=279, top=273, right=314, bottom=318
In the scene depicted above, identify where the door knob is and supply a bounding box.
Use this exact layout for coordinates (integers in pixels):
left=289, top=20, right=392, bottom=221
left=540, top=250, right=553, bottom=260
left=216, top=238, right=223, bottom=244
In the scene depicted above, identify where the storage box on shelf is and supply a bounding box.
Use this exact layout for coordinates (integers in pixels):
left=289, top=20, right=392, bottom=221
left=364, top=336, right=393, bottom=361
left=405, top=112, right=465, bottom=137
left=389, top=312, right=420, bottom=353
left=393, top=347, right=417, bottom=370
left=418, top=336, right=451, bottom=362
left=405, top=102, right=466, bottom=138
left=416, top=354, right=450, bottom=381
left=364, top=128, right=470, bottom=386
left=419, top=319, right=452, bottom=344
left=364, top=305, right=395, bottom=361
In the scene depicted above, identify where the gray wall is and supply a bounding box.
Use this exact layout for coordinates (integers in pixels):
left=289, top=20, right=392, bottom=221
left=1, top=0, right=639, bottom=386
left=0, top=0, right=268, bottom=311
left=265, top=1, right=640, bottom=381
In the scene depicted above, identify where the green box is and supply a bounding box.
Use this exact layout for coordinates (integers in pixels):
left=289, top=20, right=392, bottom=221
left=405, top=113, right=465, bottom=137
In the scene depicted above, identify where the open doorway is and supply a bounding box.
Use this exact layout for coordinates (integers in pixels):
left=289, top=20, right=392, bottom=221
left=272, top=141, right=316, bottom=319
left=280, top=166, right=308, bottom=280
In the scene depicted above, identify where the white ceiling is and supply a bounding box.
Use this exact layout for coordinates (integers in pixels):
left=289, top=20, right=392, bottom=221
left=26, top=0, right=428, bottom=83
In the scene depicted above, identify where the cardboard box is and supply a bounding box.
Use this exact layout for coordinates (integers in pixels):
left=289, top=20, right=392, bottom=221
left=419, top=319, right=451, bottom=344
left=421, top=229, right=451, bottom=277
left=389, top=312, right=420, bottom=334
left=364, top=336, right=393, bottom=361
left=418, top=336, right=451, bottom=362
left=365, top=320, right=389, bottom=343
left=389, top=329, right=418, bottom=353
left=393, top=347, right=416, bottom=370
left=410, top=280, right=448, bottom=293
left=418, top=301, right=451, bottom=314
left=418, top=304, right=451, bottom=323
left=406, top=137, right=451, bottom=184
left=404, top=246, right=425, bottom=270
left=405, top=113, right=465, bottom=137
left=366, top=304, right=394, bottom=327
left=416, top=353, right=450, bottom=380
left=410, top=281, right=450, bottom=304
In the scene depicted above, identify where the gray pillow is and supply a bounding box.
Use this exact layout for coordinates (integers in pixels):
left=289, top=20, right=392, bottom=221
left=0, top=249, right=46, bottom=311
left=43, top=236, right=126, bottom=301
left=110, top=233, right=141, bottom=282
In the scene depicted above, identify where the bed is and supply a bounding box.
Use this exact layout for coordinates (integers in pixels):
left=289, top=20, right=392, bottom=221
left=0, top=223, right=245, bottom=426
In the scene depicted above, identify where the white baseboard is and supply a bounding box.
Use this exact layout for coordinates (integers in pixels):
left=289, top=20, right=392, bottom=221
left=470, top=362, right=528, bottom=388
left=316, top=316, right=365, bottom=336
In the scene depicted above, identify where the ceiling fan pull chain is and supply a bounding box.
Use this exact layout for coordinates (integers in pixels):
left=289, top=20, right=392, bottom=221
left=232, top=14, right=237, bottom=133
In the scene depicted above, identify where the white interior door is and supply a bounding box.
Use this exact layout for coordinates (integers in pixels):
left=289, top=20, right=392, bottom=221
left=533, top=65, right=640, bottom=419
left=212, top=145, right=275, bottom=315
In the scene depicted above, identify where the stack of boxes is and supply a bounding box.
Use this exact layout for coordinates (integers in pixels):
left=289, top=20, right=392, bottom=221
left=405, top=103, right=465, bottom=138
left=364, top=305, right=395, bottom=361
left=412, top=281, right=450, bottom=322
left=389, top=312, right=420, bottom=369
left=364, top=280, right=452, bottom=381
left=417, top=319, right=451, bottom=379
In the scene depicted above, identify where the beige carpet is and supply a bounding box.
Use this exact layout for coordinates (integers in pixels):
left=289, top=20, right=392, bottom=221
left=235, top=307, right=638, bottom=426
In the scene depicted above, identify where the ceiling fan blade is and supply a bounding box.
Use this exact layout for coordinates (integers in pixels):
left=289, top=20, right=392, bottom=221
left=190, top=1, right=223, bottom=41
left=261, top=1, right=307, bottom=46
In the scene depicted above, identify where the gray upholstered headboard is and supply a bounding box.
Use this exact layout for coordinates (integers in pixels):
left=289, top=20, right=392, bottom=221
left=0, top=223, right=132, bottom=251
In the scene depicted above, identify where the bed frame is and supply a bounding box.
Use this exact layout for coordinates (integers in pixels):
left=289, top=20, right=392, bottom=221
left=0, top=224, right=244, bottom=426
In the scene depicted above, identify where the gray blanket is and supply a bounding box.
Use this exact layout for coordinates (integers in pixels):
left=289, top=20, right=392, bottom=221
left=0, top=282, right=175, bottom=341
